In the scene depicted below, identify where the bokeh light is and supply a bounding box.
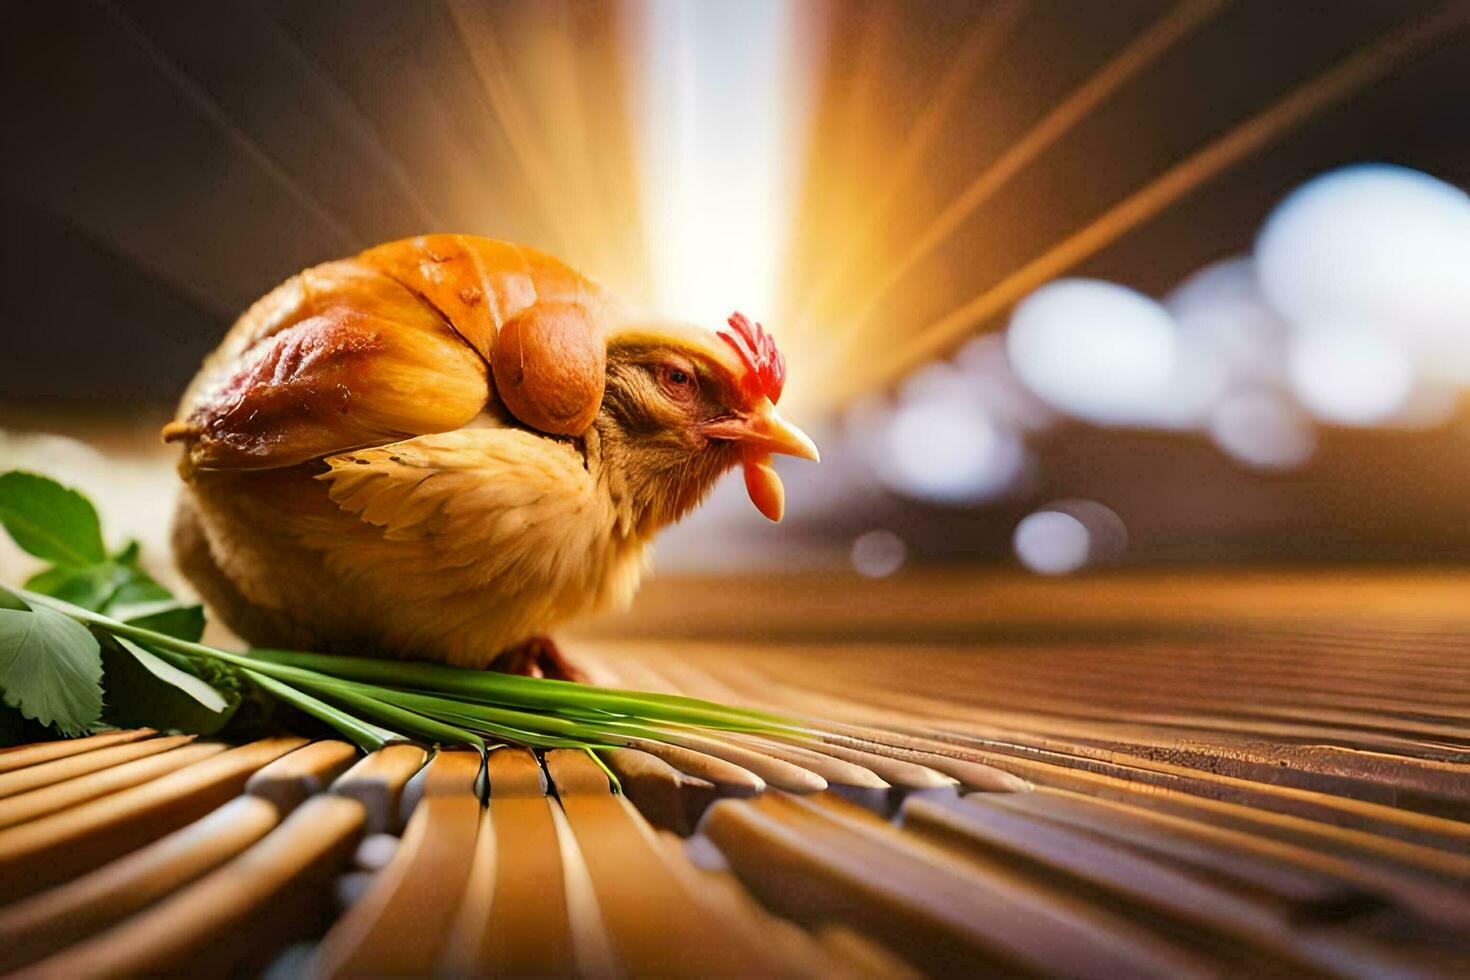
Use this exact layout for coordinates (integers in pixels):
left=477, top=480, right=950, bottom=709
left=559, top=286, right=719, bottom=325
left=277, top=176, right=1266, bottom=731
left=1007, top=279, right=1178, bottom=426
left=1014, top=511, right=1089, bottom=575
left=953, top=335, right=1056, bottom=434
left=1013, top=500, right=1127, bottom=576
left=1287, top=325, right=1416, bottom=425
left=1256, top=164, right=1470, bottom=381
left=1208, top=390, right=1316, bottom=470
left=1165, top=256, right=1287, bottom=393
left=850, top=530, right=906, bottom=578
left=872, top=397, right=1026, bottom=504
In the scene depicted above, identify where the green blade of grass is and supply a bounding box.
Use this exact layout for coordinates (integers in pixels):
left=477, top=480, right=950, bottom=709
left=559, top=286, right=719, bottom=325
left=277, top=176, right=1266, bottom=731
left=24, top=594, right=795, bottom=734
left=314, top=685, right=487, bottom=751
left=19, top=588, right=812, bottom=754
left=585, top=748, right=622, bottom=794
left=304, top=678, right=627, bottom=749
left=22, top=589, right=485, bottom=748
left=241, top=666, right=489, bottom=752
left=242, top=669, right=392, bottom=753
left=245, top=648, right=805, bottom=733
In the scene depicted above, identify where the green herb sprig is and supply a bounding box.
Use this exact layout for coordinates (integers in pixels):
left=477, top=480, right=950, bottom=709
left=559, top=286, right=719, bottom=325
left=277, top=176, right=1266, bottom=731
left=0, top=470, right=809, bottom=761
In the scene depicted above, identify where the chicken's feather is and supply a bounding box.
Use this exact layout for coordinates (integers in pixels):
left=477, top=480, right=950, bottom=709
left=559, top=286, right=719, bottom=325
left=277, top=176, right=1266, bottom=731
left=165, top=261, right=490, bottom=470
left=306, top=429, right=647, bottom=664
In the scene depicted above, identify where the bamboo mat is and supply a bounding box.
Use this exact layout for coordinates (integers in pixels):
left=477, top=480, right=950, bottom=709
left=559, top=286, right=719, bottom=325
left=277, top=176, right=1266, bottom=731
left=1, top=570, right=1467, bottom=977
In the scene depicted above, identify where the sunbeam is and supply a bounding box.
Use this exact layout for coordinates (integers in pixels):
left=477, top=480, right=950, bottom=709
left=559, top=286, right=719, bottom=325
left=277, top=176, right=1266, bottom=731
left=827, top=0, right=1231, bottom=378
left=97, top=0, right=362, bottom=253
left=789, top=0, right=1031, bottom=343
left=446, top=0, right=585, bottom=262
left=262, top=11, right=446, bottom=231
left=833, top=0, right=1470, bottom=404
left=623, top=0, right=822, bottom=343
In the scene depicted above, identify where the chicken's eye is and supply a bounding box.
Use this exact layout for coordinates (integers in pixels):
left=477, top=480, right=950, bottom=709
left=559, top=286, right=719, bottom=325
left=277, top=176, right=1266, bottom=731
left=657, top=363, right=697, bottom=400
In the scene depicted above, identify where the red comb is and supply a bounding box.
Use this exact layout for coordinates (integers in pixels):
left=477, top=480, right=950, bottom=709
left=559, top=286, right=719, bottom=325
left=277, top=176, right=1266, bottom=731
left=718, top=312, right=786, bottom=405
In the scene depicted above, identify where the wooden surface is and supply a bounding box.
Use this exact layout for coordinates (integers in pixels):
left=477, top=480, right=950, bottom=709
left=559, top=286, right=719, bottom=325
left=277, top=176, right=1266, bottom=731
left=0, top=570, right=1467, bottom=977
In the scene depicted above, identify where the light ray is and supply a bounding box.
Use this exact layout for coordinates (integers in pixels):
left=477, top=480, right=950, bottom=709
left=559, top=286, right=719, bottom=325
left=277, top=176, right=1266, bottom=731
left=446, top=1, right=649, bottom=299
left=626, top=0, right=821, bottom=331
left=45, top=205, right=238, bottom=320
left=832, top=1, right=1470, bottom=405
left=830, top=0, right=1230, bottom=368
left=821, top=1, right=901, bottom=258
left=444, top=0, right=583, bottom=261
left=790, top=0, right=1031, bottom=341
left=261, top=13, right=446, bottom=232
left=526, top=4, right=635, bottom=291
left=97, top=0, right=363, bottom=252
left=776, top=0, right=895, bottom=358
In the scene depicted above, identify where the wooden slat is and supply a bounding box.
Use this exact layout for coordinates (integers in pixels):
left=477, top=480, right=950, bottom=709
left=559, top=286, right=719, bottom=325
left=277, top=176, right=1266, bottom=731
left=0, top=737, right=304, bottom=903
left=756, top=658, right=1470, bottom=851
left=0, top=796, right=279, bottom=973
left=904, top=733, right=1470, bottom=886
left=329, top=743, right=426, bottom=836
left=656, top=730, right=827, bottom=794
left=602, top=747, right=718, bottom=836
left=975, top=778, right=1470, bottom=938
left=816, top=924, right=924, bottom=979
left=599, top=648, right=1026, bottom=792
left=985, top=788, right=1370, bottom=908
left=310, top=751, right=483, bottom=977
left=0, top=730, right=156, bottom=776
left=19, top=795, right=364, bottom=978
left=723, top=732, right=890, bottom=792
left=773, top=737, right=955, bottom=793
left=902, top=792, right=1436, bottom=977
left=614, top=738, right=767, bottom=797
left=546, top=750, right=812, bottom=976
left=0, top=741, right=223, bottom=830
left=245, top=740, right=358, bottom=812
left=0, top=735, right=192, bottom=799
left=649, top=829, right=859, bottom=977
left=439, top=748, right=579, bottom=976
left=704, top=791, right=1213, bottom=977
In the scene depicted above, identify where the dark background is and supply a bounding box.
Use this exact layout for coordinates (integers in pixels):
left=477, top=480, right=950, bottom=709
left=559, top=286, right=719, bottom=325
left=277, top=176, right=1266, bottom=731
left=2, top=0, right=1468, bottom=568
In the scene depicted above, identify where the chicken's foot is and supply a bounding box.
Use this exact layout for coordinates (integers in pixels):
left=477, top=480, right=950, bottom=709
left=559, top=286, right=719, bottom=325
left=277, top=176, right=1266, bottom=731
left=490, top=636, right=586, bottom=682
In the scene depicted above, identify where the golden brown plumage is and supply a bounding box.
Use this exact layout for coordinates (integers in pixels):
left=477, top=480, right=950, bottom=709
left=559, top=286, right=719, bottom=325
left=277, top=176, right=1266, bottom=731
left=166, top=235, right=816, bottom=671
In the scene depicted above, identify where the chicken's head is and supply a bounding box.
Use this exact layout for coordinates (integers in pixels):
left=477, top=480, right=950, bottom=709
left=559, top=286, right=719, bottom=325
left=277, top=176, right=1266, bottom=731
left=599, top=313, right=818, bottom=526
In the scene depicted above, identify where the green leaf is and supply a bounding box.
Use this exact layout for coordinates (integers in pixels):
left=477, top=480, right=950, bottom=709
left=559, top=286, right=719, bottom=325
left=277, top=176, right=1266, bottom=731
left=99, top=639, right=239, bottom=736
left=0, top=471, right=107, bottom=567
left=25, top=563, right=130, bottom=611
left=113, top=600, right=205, bottom=642
left=0, top=584, right=28, bottom=611
left=23, top=544, right=178, bottom=617
left=115, top=636, right=228, bottom=712
left=107, top=542, right=174, bottom=606
left=0, top=605, right=103, bottom=735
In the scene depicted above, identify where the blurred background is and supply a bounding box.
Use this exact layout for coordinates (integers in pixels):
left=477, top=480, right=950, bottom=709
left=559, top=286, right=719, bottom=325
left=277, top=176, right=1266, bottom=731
left=3, top=0, right=1470, bottom=588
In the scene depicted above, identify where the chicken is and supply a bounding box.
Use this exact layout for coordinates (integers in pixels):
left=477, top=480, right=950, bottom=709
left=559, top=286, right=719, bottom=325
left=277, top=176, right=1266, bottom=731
left=163, top=236, right=817, bottom=677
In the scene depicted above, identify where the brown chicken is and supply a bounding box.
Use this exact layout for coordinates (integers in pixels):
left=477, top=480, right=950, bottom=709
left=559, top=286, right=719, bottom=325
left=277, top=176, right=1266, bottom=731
left=164, top=235, right=817, bottom=677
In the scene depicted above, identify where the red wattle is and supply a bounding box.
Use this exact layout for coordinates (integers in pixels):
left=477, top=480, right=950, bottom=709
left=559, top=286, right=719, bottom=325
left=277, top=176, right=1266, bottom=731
left=741, top=449, right=785, bottom=522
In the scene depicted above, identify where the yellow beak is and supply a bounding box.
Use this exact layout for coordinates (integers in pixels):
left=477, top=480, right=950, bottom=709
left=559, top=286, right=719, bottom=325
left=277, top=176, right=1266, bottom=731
left=701, top=398, right=819, bottom=461
left=701, top=398, right=819, bottom=522
left=744, top=400, right=820, bottom=462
